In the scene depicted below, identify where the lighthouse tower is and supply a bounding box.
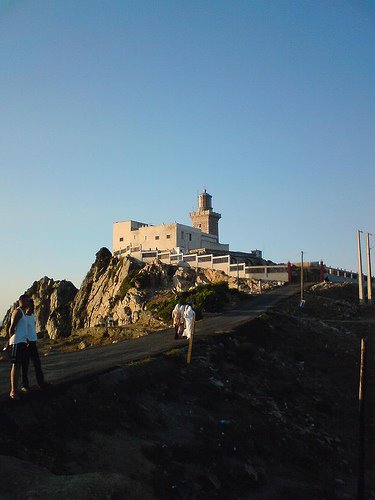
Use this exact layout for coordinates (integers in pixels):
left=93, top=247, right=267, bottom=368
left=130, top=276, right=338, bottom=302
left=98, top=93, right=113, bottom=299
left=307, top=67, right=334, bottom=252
left=189, top=190, right=221, bottom=241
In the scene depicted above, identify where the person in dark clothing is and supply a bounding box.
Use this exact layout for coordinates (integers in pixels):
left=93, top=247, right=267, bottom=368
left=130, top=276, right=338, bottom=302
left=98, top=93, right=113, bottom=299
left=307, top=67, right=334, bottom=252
left=7, top=294, right=30, bottom=399
left=21, top=298, right=46, bottom=392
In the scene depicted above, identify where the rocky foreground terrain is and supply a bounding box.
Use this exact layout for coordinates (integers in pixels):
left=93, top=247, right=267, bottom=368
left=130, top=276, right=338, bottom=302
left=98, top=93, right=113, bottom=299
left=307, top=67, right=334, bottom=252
left=0, top=282, right=374, bottom=499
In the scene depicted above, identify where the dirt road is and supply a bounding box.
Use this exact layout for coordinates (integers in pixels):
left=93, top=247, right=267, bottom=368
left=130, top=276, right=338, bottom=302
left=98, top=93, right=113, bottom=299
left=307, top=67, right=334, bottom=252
left=0, top=285, right=300, bottom=396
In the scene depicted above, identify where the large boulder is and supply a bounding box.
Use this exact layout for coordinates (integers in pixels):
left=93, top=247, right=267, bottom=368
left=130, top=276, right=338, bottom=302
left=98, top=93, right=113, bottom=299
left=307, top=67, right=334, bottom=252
left=1, top=277, right=78, bottom=339
left=134, top=260, right=175, bottom=289
left=172, top=267, right=197, bottom=292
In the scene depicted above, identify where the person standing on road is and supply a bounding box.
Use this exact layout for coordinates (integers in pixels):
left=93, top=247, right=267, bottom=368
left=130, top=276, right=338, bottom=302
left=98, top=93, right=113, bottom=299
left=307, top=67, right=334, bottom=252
left=21, top=298, right=46, bottom=392
left=178, top=303, right=186, bottom=337
left=183, top=304, right=196, bottom=340
left=6, top=294, right=29, bottom=399
left=171, top=303, right=182, bottom=339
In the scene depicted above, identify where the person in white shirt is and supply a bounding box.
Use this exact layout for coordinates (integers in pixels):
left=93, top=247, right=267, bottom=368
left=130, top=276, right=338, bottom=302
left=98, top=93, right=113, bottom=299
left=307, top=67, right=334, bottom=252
left=183, top=305, right=196, bottom=340
left=21, top=298, right=46, bottom=392
left=7, top=294, right=29, bottom=399
left=178, top=304, right=186, bottom=337
left=171, top=303, right=181, bottom=339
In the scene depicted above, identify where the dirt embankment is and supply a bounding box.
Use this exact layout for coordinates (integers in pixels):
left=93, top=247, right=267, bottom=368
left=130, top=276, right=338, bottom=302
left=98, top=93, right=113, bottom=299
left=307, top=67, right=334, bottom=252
left=0, top=283, right=374, bottom=499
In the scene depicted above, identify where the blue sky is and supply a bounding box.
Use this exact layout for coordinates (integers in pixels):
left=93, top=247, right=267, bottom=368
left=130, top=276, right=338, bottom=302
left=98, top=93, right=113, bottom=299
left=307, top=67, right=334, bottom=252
left=1, top=0, right=374, bottom=318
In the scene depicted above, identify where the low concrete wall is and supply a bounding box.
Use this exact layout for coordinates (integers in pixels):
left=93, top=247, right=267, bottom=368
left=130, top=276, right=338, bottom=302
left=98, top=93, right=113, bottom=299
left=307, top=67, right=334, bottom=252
left=113, top=250, right=361, bottom=286
left=131, top=249, right=290, bottom=282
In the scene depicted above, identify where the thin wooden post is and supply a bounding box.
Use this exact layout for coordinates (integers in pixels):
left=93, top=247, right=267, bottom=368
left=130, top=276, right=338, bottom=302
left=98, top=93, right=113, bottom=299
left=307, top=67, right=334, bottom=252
left=187, top=318, right=195, bottom=365
left=357, top=337, right=366, bottom=500
left=187, top=336, right=193, bottom=365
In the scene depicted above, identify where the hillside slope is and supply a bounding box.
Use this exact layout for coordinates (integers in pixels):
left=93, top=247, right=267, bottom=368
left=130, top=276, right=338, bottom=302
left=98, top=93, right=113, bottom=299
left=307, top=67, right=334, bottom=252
left=0, top=283, right=373, bottom=499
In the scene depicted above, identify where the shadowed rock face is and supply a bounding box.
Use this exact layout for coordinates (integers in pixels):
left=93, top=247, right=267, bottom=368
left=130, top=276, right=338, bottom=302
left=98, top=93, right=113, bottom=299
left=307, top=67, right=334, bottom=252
left=71, top=247, right=113, bottom=330
left=1, top=277, right=78, bottom=339
left=71, top=248, right=146, bottom=330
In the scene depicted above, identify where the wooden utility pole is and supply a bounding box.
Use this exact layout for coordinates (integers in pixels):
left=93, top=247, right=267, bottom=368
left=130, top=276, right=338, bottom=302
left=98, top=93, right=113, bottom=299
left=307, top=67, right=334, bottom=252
left=300, top=251, right=304, bottom=302
left=357, top=338, right=366, bottom=500
left=357, top=230, right=365, bottom=305
left=366, top=233, right=373, bottom=305
left=237, top=261, right=239, bottom=291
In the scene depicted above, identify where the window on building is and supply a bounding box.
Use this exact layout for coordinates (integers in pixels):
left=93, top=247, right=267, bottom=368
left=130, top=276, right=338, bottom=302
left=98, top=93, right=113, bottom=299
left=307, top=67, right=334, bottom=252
left=189, top=233, right=192, bottom=241
left=166, top=234, right=171, bottom=239
left=119, top=237, right=124, bottom=242
left=181, top=231, right=184, bottom=239
left=144, top=236, right=147, bottom=240
left=155, top=235, right=160, bottom=240
left=198, top=224, right=201, bottom=228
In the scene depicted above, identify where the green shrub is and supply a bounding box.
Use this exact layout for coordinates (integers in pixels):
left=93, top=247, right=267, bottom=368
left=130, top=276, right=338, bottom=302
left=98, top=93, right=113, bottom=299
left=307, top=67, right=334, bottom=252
left=152, top=282, right=230, bottom=321
left=179, top=282, right=229, bottom=313
left=154, top=299, right=176, bottom=321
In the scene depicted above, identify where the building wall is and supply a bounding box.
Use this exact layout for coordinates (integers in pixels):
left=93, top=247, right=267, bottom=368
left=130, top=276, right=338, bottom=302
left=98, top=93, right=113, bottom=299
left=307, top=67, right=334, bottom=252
left=138, top=224, right=178, bottom=251
left=174, top=223, right=202, bottom=252
left=126, top=248, right=290, bottom=282
left=112, top=221, right=141, bottom=253
left=113, top=221, right=178, bottom=253
left=113, top=220, right=229, bottom=254
left=201, top=234, right=229, bottom=252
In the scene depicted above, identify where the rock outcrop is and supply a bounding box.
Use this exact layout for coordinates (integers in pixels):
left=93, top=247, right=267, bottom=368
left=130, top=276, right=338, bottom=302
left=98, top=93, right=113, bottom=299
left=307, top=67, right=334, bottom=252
left=1, top=248, right=270, bottom=340
left=1, top=277, right=78, bottom=339
left=71, top=251, right=181, bottom=329
left=172, top=267, right=197, bottom=292
left=71, top=248, right=146, bottom=329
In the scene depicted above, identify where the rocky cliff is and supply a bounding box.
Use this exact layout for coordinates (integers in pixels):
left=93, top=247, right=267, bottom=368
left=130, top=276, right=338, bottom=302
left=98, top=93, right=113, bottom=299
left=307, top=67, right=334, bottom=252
left=71, top=247, right=145, bottom=329
left=1, top=247, right=264, bottom=340
left=1, top=277, right=78, bottom=339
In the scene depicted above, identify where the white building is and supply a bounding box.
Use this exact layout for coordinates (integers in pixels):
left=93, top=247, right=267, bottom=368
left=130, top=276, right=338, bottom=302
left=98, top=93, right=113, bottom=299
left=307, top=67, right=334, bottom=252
left=113, top=191, right=229, bottom=256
